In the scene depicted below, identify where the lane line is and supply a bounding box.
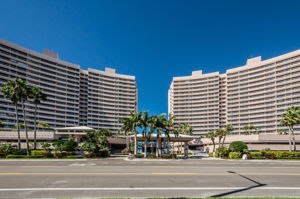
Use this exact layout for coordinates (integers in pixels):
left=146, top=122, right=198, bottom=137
left=0, top=172, right=300, bottom=176
left=1, top=187, right=300, bottom=191
left=1, top=166, right=300, bottom=168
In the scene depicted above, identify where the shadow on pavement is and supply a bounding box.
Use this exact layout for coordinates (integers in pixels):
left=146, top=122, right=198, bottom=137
left=210, top=171, right=266, bottom=197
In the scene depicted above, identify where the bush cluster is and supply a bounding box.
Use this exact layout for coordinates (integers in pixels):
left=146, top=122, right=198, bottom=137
left=161, top=154, right=173, bottom=159
left=228, top=152, right=241, bottom=159
left=134, top=154, right=144, bottom=158
left=249, top=151, right=300, bottom=159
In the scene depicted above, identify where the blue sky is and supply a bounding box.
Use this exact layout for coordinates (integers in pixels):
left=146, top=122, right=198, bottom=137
left=1, top=0, right=300, bottom=115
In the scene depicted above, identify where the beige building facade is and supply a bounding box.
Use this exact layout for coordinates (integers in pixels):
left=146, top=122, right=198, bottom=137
left=169, top=50, right=300, bottom=135
left=0, top=39, right=137, bottom=132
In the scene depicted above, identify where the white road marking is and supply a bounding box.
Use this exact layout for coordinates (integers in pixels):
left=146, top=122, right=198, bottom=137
left=69, top=163, right=96, bottom=166
left=1, top=187, right=300, bottom=191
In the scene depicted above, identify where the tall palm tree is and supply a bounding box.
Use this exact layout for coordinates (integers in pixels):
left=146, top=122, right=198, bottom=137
left=164, top=115, right=176, bottom=155
left=206, top=131, right=217, bottom=153
left=215, top=129, right=225, bottom=149
left=15, top=78, right=31, bottom=155
left=1, top=79, right=22, bottom=149
left=243, top=124, right=257, bottom=135
left=0, top=121, right=5, bottom=129
left=280, top=106, right=300, bottom=151
left=30, top=87, right=47, bottom=150
left=120, top=111, right=140, bottom=154
left=154, top=114, right=166, bottom=157
left=38, top=122, right=49, bottom=130
left=138, top=111, right=150, bottom=157
left=222, top=124, right=233, bottom=147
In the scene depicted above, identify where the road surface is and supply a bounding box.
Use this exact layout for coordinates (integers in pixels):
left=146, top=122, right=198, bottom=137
left=0, top=157, right=300, bottom=198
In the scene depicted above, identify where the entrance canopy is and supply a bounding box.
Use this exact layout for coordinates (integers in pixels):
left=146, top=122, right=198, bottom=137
left=54, top=126, right=95, bottom=135
left=132, top=134, right=198, bottom=142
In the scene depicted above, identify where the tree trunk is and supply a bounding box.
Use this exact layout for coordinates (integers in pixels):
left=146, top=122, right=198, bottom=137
left=156, top=137, right=159, bottom=157
left=221, top=135, right=226, bottom=147
left=22, top=102, right=30, bottom=155
left=144, top=137, right=147, bottom=158
left=15, top=105, right=21, bottom=150
left=288, top=128, right=292, bottom=152
left=291, top=128, right=296, bottom=151
left=134, top=132, right=137, bottom=154
left=33, top=104, right=37, bottom=150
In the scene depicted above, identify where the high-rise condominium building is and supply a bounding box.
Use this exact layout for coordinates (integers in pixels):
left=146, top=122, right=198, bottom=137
left=169, top=50, right=300, bottom=135
left=0, top=39, right=137, bottom=132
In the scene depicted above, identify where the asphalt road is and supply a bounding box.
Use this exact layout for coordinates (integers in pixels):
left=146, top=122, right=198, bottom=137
left=0, top=157, right=300, bottom=198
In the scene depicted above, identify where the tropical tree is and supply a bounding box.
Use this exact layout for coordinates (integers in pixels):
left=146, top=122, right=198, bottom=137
left=206, top=131, right=217, bottom=154
left=0, top=121, right=5, bottom=129
left=120, top=111, right=140, bottom=154
left=138, top=111, right=151, bottom=157
left=177, top=123, right=193, bottom=136
left=38, top=122, right=49, bottom=130
left=16, top=78, right=31, bottom=155
left=1, top=79, right=22, bottom=149
left=216, top=129, right=226, bottom=148
left=222, top=124, right=233, bottom=147
left=29, top=87, right=47, bottom=150
left=243, top=124, right=258, bottom=135
left=164, top=115, right=176, bottom=155
left=154, top=114, right=166, bottom=157
left=280, top=106, right=300, bottom=151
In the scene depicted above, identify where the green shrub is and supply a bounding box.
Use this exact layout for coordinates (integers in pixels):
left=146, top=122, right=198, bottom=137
left=13, top=149, right=27, bottom=155
left=147, top=154, right=157, bottom=159
left=67, top=155, right=83, bottom=159
left=209, top=152, right=213, bottom=157
left=264, top=151, right=276, bottom=159
left=98, top=147, right=110, bottom=157
left=249, top=152, right=264, bottom=159
left=6, top=155, right=26, bottom=158
left=62, top=140, right=77, bottom=151
left=0, top=144, right=16, bottom=156
left=27, top=155, right=44, bottom=159
left=113, top=153, right=129, bottom=155
left=161, top=154, right=173, bottom=159
left=54, top=152, right=67, bottom=158
left=134, top=154, right=144, bottom=158
left=31, top=150, right=47, bottom=156
left=215, top=147, right=230, bottom=158
left=41, top=142, right=52, bottom=152
left=229, top=141, right=248, bottom=152
left=229, top=152, right=241, bottom=159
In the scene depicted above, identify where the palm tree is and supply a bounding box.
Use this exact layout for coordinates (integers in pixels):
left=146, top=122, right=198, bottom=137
left=222, top=124, right=233, bottom=147
left=243, top=124, right=257, bottom=135
left=280, top=106, right=300, bottom=151
left=38, top=122, right=49, bottom=130
left=30, top=87, right=47, bottom=150
left=215, top=129, right=225, bottom=148
left=164, top=115, right=176, bottom=155
left=1, top=79, right=22, bottom=149
left=206, top=131, right=217, bottom=154
left=120, top=111, right=140, bottom=154
left=0, top=121, right=5, bottom=129
left=15, top=78, right=31, bottom=155
left=138, top=111, right=150, bottom=157
left=178, top=123, right=193, bottom=136
left=154, top=114, right=166, bottom=157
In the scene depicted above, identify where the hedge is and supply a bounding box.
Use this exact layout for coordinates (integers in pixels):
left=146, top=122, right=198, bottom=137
left=161, top=154, right=173, bottom=159
left=66, top=155, right=84, bottom=159
left=229, top=152, right=241, bottom=159
left=134, top=154, right=144, bottom=158
left=147, top=154, right=157, bottom=159
left=249, top=152, right=265, bottom=159
left=6, top=155, right=43, bottom=158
